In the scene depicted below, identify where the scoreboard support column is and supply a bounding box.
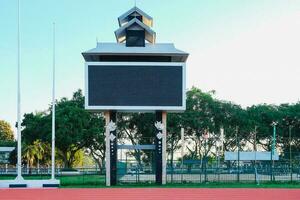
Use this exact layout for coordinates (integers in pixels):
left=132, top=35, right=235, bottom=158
left=162, top=111, right=167, bottom=185
left=105, top=111, right=117, bottom=186
left=105, top=112, right=110, bottom=186
left=155, top=111, right=167, bottom=185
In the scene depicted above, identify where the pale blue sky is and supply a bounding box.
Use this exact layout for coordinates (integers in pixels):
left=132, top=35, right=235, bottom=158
left=1, top=0, right=300, bottom=135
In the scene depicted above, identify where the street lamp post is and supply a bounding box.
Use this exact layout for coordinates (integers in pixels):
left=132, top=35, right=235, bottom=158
left=203, top=131, right=209, bottom=183
left=284, top=117, right=299, bottom=182
left=180, top=128, right=184, bottom=183
left=216, top=134, right=221, bottom=182
left=235, top=126, right=240, bottom=182
left=254, top=126, right=258, bottom=184
left=289, top=125, right=292, bottom=181
left=270, top=121, right=277, bottom=181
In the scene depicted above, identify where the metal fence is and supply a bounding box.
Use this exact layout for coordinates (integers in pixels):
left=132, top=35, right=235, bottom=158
left=1, top=161, right=300, bottom=186
left=116, top=150, right=300, bottom=184
left=1, top=153, right=300, bottom=186
left=166, top=160, right=300, bottom=184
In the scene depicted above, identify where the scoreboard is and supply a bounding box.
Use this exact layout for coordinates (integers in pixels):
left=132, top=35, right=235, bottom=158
left=85, top=62, right=186, bottom=111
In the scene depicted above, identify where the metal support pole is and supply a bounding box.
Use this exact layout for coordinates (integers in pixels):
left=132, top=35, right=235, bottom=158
left=204, top=137, right=207, bottom=182
left=271, top=122, right=277, bottom=181
left=236, top=127, right=240, bottom=182
left=254, top=126, right=258, bottom=184
left=216, top=133, right=220, bottom=182
left=217, top=145, right=220, bottom=182
left=289, top=125, right=292, bottom=182
left=125, top=152, right=127, bottom=174
left=51, top=22, right=56, bottom=180
left=270, top=144, right=273, bottom=181
left=180, top=128, right=184, bottom=183
left=16, top=0, right=23, bottom=181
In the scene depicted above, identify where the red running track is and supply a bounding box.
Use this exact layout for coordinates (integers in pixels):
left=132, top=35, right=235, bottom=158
left=0, top=188, right=299, bottom=200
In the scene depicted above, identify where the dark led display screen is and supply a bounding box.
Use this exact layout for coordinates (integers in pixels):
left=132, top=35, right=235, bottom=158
left=86, top=64, right=184, bottom=110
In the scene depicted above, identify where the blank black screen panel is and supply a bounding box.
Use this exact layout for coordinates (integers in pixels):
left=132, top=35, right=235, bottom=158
left=88, top=65, right=183, bottom=107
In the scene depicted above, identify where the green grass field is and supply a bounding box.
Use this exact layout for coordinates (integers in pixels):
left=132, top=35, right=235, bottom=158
left=1, top=175, right=300, bottom=188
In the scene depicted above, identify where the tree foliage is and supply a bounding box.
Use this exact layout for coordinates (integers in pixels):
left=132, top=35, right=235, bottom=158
left=17, top=87, right=300, bottom=168
left=21, top=89, right=104, bottom=168
left=0, top=120, right=14, bottom=142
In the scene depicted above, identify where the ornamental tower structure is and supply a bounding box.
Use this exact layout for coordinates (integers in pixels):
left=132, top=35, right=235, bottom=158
left=83, top=7, right=188, bottom=186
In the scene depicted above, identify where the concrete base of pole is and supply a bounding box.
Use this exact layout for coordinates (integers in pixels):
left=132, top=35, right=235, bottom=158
left=0, top=179, right=60, bottom=188
left=15, top=175, right=24, bottom=181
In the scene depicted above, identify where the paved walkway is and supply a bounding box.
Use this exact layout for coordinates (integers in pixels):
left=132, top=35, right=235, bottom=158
left=0, top=188, right=299, bottom=200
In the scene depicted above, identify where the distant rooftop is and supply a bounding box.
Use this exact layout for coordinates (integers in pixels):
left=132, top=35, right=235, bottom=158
left=0, top=147, right=15, bottom=152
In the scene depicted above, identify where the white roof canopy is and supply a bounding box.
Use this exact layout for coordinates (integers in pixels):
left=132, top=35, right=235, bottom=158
left=225, top=151, right=279, bottom=161
left=82, top=43, right=189, bottom=62
left=0, top=147, right=15, bottom=152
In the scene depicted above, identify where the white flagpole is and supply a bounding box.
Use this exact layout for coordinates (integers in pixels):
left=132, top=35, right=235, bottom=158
left=51, top=22, right=56, bottom=180
left=16, top=0, right=23, bottom=181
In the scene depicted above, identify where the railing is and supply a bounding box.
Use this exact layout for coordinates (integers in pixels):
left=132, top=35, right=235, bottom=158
left=1, top=152, right=300, bottom=185
left=115, top=159, right=300, bottom=184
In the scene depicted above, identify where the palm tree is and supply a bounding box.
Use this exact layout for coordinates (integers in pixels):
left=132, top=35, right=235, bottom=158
left=33, top=140, right=46, bottom=173
left=22, top=140, right=47, bottom=174
left=22, top=143, right=37, bottom=174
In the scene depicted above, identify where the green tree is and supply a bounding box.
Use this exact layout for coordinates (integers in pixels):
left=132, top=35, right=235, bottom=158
left=22, top=140, right=48, bottom=174
left=54, top=90, right=104, bottom=168
left=0, top=120, right=14, bottom=142
left=117, top=112, right=155, bottom=167
left=181, top=87, right=220, bottom=161
left=277, top=103, right=300, bottom=158
left=18, top=86, right=300, bottom=172
left=21, top=112, right=48, bottom=144
left=218, top=100, right=250, bottom=152
left=21, top=89, right=105, bottom=169
left=247, top=104, right=280, bottom=151
left=87, top=114, right=106, bottom=172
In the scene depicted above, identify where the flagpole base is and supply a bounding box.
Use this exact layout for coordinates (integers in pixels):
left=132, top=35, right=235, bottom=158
left=15, top=175, right=24, bottom=181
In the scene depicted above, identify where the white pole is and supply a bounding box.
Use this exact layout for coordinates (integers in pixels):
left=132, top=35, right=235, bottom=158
left=181, top=128, right=185, bottom=161
left=180, top=127, right=185, bottom=181
left=16, top=0, right=23, bottom=181
left=220, top=127, right=224, bottom=154
left=51, top=22, right=56, bottom=180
